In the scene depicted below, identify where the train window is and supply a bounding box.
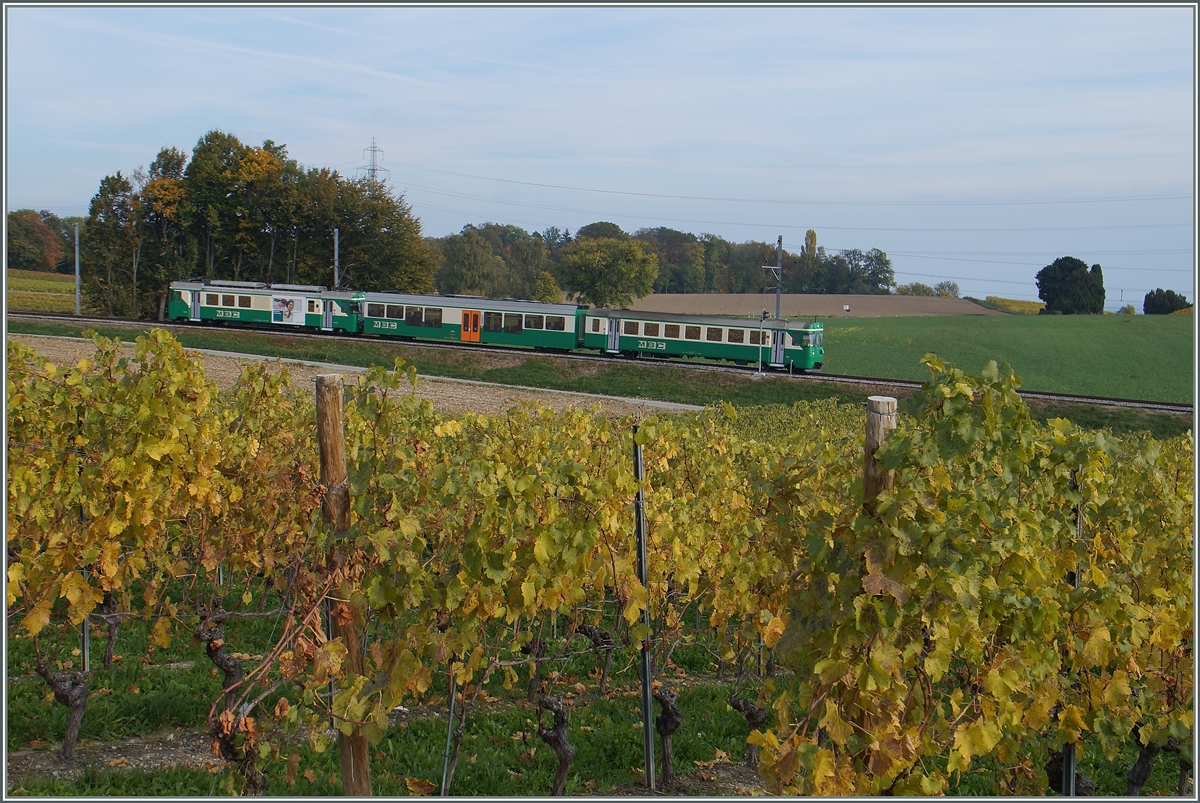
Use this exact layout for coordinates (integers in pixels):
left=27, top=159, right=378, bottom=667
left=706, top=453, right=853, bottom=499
left=222, top=294, right=235, bottom=307
left=727, top=329, right=745, bottom=343
left=205, top=294, right=219, bottom=306
left=524, top=314, right=544, bottom=330
left=176, top=290, right=188, bottom=303
left=591, top=319, right=601, bottom=332
left=664, top=324, right=680, bottom=338
left=706, top=327, right=723, bottom=342
left=685, top=326, right=701, bottom=340
left=308, top=300, right=320, bottom=313
left=238, top=295, right=252, bottom=308
left=749, top=330, right=762, bottom=345
left=504, top=313, right=523, bottom=333
left=406, top=306, right=424, bottom=326
left=483, top=312, right=504, bottom=332
left=425, top=308, right=442, bottom=327
left=386, top=304, right=404, bottom=319
left=643, top=322, right=660, bottom=337
left=545, top=316, right=566, bottom=331
left=367, top=303, right=385, bottom=318
left=624, top=320, right=639, bottom=335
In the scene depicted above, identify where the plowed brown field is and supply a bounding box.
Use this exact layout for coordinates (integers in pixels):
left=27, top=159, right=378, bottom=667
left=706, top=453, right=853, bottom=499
left=624, top=293, right=1001, bottom=318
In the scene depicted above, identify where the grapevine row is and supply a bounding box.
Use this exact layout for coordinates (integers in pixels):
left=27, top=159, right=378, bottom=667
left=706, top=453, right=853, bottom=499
left=5, top=331, right=1191, bottom=795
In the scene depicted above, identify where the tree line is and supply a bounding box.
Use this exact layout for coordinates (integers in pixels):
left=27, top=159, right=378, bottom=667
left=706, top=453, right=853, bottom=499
left=45, top=127, right=1200, bottom=318
left=430, top=221, right=898, bottom=308
left=8, top=130, right=901, bottom=318
left=7, top=130, right=438, bottom=319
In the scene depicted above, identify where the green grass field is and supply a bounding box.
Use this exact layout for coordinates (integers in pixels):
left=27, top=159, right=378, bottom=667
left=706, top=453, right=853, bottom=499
left=7, top=268, right=76, bottom=293
left=7, top=269, right=77, bottom=313
left=822, top=314, right=1193, bottom=404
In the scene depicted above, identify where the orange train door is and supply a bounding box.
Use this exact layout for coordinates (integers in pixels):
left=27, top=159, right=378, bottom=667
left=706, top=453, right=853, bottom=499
left=461, top=310, right=481, bottom=342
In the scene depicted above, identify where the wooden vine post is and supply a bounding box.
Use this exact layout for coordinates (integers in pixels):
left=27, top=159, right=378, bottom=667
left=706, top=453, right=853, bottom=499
left=316, top=375, right=372, bottom=797
left=863, top=396, right=897, bottom=512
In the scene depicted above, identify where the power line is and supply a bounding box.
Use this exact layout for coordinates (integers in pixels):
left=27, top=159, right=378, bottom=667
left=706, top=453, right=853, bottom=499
left=885, top=252, right=1195, bottom=272
left=395, top=162, right=1190, bottom=207
left=375, top=137, right=1193, bottom=172
left=876, top=248, right=1192, bottom=257
left=407, top=187, right=1191, bottom=233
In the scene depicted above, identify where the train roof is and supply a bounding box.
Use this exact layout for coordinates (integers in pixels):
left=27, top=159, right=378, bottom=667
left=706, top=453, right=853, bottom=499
left=589, top=308, right=823, bottom=330
left=362, top=292, right=584, bottom=316
left=169, top=280, right=367, bottom=298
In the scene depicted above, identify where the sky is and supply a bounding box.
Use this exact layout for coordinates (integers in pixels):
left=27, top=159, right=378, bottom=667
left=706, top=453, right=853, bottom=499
left=4, top=5, right=1196, bottom=309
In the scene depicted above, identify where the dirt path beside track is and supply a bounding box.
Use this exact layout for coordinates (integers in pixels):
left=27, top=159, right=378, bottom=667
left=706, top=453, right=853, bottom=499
left=6, top=333, right=701, bottom=418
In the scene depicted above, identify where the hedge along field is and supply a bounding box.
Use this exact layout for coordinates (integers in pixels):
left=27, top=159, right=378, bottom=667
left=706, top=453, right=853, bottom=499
left=821, top=314, right=1193, bottom=404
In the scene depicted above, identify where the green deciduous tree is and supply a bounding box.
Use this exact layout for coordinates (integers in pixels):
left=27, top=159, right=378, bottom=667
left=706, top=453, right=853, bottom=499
left=896, top=282, right=936, bottom=296
left=331, top=178, right=436, bottom=293
left=142, top=147, right=196, bottom=319
left=505, top=236, right=548, bottom=299
left=1036, top=256, right=1105, bottom=314
left=185, top=130, right=247, bottom=278
left=530, top=271, right=563, bottom=303
left=574, top=221, right=626, bottom=241
left=436, top=230, right=509, bottom=297
left=839, top=248, right=895, bottom=294
left=1143, top=288, right=1192, bottom=315
left=83, top=171, right=142, bottom=316
left=636, top=227, right=705, bottom=294
left=557, top=237, right=658, bottom=308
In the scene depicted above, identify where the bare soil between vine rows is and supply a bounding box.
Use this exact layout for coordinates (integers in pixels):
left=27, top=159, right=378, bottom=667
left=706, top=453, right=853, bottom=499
left=6, top=726, right=764, bottom=796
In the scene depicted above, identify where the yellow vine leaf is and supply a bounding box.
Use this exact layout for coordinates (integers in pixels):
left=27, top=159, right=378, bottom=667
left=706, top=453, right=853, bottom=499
left=761, top=615, right=786, bottom=648
left=1104, top=671, right=1131, bottom=709
left=1081, top=626, right=1111, bottom=667
left=22, top=603, right=51, bottom=636
left=1058, top=705, right=1088, bottom=743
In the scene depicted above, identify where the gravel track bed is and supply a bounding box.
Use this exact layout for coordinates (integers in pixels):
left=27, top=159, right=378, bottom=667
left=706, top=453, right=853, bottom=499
left=6, top=334, right=700, bottom=418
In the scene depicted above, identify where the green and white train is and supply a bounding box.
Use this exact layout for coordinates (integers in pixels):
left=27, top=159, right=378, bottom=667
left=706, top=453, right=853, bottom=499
left=168, top=279, right=825, bottom=371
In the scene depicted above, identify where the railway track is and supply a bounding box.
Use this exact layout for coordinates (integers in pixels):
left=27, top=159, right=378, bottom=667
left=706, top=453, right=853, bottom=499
left=8, top=312, right=1193, bottom=416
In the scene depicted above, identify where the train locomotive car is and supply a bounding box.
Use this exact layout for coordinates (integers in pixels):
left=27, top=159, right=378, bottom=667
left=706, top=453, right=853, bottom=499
left=582, top=308, right=824, bottom=371
left=359, top=293, right=587, bottom=351
left=168, top=279, right=363, bottom=333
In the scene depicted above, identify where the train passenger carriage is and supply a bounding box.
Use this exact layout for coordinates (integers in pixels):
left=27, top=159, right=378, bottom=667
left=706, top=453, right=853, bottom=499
left=168, top=280, right=363, bottom=333
left=360, top=293, right=587, bottom=351
left=167, top=279, right=825, bottom=371
left=583, top=309, right=824, bottom=371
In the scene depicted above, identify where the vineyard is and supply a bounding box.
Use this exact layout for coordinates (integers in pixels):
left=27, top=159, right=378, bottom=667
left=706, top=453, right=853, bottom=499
left=5, top=329, right=1193, bottom=796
